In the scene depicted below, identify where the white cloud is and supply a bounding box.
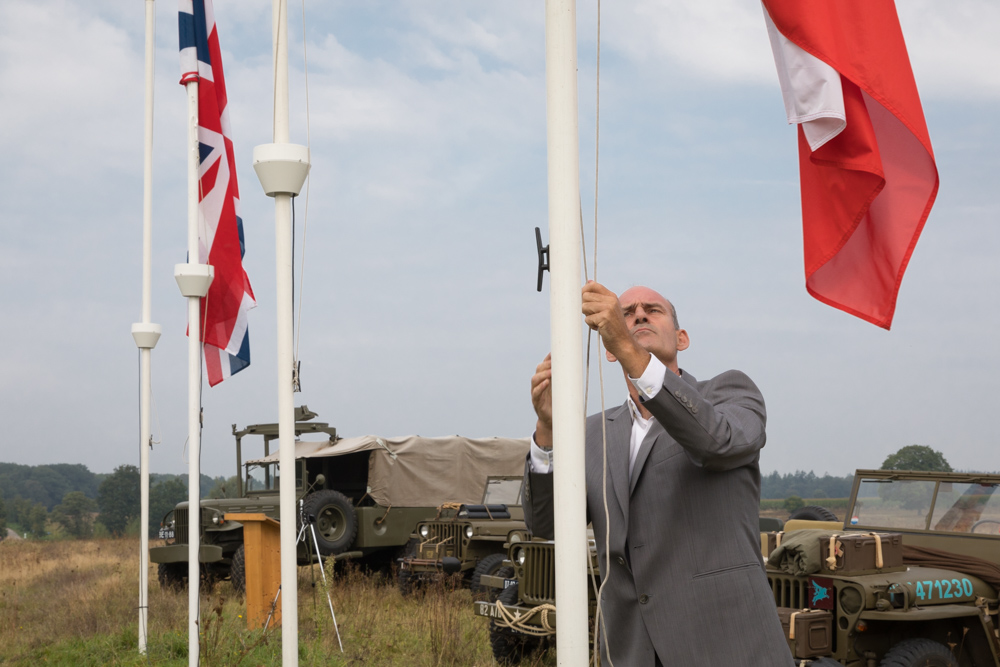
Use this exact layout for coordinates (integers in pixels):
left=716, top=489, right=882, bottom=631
left=0, top=0, right=143, bottom=179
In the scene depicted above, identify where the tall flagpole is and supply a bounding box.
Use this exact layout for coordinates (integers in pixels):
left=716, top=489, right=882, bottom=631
left=253, top=0, right=311, bottom=663
left=175, top=79, right=214, bottom=667
left=544, top=1, right=590, bottom=664
left=131, top=0, right=161, bottom=654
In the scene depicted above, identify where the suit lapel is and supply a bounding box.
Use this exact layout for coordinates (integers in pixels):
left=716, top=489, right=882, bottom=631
left=603, top=403, right=632, bottom=527
left=629, top=420, right=666, bottom=496
left=628, top=370, right=696, bottom=496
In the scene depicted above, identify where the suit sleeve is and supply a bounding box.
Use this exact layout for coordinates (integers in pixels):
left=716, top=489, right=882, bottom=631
left=522, top=456, right=555, bottom=539
left=639, top=369, right=766, bottom=471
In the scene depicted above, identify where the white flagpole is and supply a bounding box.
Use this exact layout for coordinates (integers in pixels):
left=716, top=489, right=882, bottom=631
left=175, top=79, right=213, bottom=667
left=544, top=1, right=590, bottom=664
left=252, top=0, right=310, bottom=663
left=130, top=0, right=161, bottom=655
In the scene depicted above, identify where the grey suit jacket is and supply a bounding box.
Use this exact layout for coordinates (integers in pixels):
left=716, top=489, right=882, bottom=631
left=524, top=368, right=793, bottom=667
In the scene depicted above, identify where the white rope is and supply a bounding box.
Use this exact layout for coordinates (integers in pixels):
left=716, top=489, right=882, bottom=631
left=293, top=0, right=312, bottom=363
left=585, top=2, right=616, bottom=665
left=150, top=384, right=162, bottom=446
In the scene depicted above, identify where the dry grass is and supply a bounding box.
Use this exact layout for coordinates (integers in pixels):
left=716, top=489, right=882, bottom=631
left=0, top=538, right=557, bottom=666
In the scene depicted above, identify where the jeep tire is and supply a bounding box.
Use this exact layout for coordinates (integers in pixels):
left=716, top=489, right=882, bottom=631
left=303, top=489, right=357, bottom=555
left=471, top=553, right=506, bottom=596
left=397, top=538, right=419, bottom=597
left=789, top=505, right=839, bottom=522
left=489, top=582, right=544, bottom=665
left=879, top=638, right=958, bottom=667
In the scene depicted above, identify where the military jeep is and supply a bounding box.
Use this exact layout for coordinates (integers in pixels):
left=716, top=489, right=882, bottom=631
left=150, top=407, right=530, bottom=592
left=397, top=475, right=525, bottom=595
left=765, top=469, right=1000, bottom=666
left=472, top=529, right=602, bottom=665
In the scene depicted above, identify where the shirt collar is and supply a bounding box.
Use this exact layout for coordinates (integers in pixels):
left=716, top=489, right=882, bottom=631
left=626, top=396, right=653, bottom=427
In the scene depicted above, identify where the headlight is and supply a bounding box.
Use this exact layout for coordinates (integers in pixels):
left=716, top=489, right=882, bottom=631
left=839, top=587, right=863, bottom=615
left=465, top=526, right=474, bottom=539
left=212, top=514, right=221, bottom=525
left=515, top=547, right=526, bottom=566
left=419, top=525, right=430, bottom=538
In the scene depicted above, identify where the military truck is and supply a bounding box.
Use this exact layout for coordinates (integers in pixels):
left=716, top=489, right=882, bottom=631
left=397, top=475, right=525, bottom=595
left=764, top=469, right=1000, bottom=666
left=150, top=407, right=530, bottom=591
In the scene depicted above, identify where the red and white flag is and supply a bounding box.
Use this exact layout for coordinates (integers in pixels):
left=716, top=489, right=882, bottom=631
left=762, top=0, right=938, bottom=329
left=179, top=0, right=256, bottom=384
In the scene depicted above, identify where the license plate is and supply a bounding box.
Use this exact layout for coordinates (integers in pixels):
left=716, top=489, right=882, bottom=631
left=474, top=601, right=502, bottom=619
left=159, top=529, right=175, bottom=539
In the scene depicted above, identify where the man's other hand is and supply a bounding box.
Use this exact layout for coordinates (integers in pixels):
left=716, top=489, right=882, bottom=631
left=531, top=354, right=553, bottom=449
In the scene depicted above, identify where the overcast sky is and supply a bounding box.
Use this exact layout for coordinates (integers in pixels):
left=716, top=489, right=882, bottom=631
left=0, top=1, right=997, bottom=481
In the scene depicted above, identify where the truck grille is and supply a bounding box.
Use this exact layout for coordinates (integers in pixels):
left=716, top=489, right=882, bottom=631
left=173, top=508, right=210, bottom=545
left=174, top=508, right=189, bottom=544
left=420, top=523, right=465, bottom=559
left=768, top=572, right=809, bottom=608
left=520, top=544, right=556, bottom=605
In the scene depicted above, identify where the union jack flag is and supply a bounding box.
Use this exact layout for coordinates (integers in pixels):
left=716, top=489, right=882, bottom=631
left=179, top=0, right=255, bottom=386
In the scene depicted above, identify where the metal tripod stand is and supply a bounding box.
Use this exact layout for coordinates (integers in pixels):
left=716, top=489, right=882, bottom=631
left=263, top=499, right=344, bottom=652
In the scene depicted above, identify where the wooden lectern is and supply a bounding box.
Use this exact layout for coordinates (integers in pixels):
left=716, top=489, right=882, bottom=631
left=225, top=513, right=281, bottom=629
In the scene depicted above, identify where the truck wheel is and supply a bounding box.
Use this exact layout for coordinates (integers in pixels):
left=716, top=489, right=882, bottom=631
left=303, top=489, right=358, bottom=555
left=230, top=544, right=246, bottom=596
left=879, top=638, right=958, bottom=667
left=789, top=505, right=838, bottom=522
left=157, top=563, right=186, bottom=592
left=471, top=553, right=506, bottom=596
left=490, top=582, right=544, bottom=665
left=397, top=538, right=419, bottom=596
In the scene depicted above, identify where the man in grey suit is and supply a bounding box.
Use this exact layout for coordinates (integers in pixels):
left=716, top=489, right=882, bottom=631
left=525, top=281, right=792, bottom=666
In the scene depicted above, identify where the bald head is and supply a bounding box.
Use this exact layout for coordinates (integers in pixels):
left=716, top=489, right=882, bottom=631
left=620, top=286, right=679, bottom=330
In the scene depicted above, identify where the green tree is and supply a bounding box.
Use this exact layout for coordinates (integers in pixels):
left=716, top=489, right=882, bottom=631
left=0, top=490, right=7, bottom=536
left=97, top=465, right=140, bottom=536
left=208, top=475, right=242, bottom=499
left=8, top=497, right=32, bottom=528
left=881, top=445, right=953, bottom=472
left=27, top=503, right=49, bottom=537
left=784, top=495, right=805, bottom=513
left=149, top=478, right=188, bottom=539
left=51, top=491, right=98, bottom=538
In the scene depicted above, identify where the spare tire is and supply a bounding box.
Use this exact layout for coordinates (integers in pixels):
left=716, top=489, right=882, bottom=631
left=789, top=505, right=839, bottom=522
left=303, top=489, right=358, bottom=555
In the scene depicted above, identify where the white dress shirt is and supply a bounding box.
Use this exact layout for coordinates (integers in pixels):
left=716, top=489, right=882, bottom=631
left=530, top=355, right=669, bottom=481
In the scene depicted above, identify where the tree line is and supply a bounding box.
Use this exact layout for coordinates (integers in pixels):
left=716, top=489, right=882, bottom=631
left=0, top=445, right=966, bottom=540
left=762, top=445, right=962, bottom=504
left=0, top=462, right=238, bottom=540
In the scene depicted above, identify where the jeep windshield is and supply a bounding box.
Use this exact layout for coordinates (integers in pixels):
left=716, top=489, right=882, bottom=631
left=481, top=477, right=523, bottom=505
left=851, top=474, right=1000, bottom=535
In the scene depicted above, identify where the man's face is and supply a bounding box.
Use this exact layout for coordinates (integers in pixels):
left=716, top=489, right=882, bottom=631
left=619, top=286, right=689, bottom=367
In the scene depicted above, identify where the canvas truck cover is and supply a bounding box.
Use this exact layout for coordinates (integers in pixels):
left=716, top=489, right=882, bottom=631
left=247, top=435, right=530, bottom=507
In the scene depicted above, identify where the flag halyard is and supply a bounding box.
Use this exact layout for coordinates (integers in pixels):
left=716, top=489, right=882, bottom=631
left=179, top=0, right=255, bottom=385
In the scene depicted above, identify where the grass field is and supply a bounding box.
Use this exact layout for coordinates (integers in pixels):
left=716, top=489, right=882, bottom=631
left=0, top=537, right=556, bottom=666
